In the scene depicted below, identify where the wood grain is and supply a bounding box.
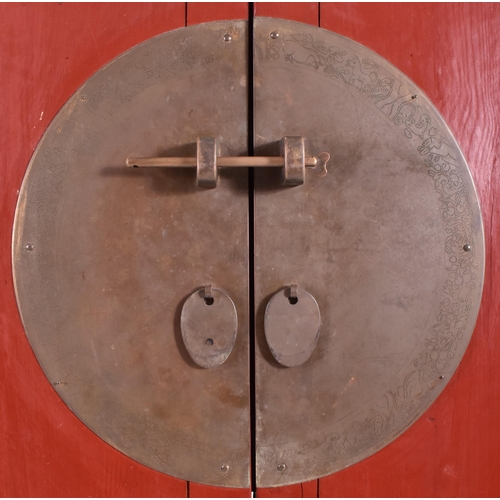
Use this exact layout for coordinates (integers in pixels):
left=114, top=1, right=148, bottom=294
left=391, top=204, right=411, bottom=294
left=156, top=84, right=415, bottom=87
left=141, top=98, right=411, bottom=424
left=187, top=2, right=248, bottom=24
left=256, top=480, right=318, bottom=498
left=0, top=3, right=187, bottom=497
left=189, top=483, right=252, bottom=498
left=254, top=2, right=318, bottom=26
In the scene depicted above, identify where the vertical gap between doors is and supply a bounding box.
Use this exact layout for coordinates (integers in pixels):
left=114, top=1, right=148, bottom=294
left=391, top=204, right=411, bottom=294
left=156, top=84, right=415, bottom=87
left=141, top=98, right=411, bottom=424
left=248, top=2, right=257, bottom=497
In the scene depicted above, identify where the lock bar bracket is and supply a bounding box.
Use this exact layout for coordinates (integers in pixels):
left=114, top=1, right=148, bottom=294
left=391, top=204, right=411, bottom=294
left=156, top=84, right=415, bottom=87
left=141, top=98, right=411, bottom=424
left=127, top=136, right=329, bottom=188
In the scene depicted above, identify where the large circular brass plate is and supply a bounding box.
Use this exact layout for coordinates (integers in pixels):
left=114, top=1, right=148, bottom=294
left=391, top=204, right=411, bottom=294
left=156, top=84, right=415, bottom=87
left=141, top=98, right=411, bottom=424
left=12, top=17, right=484, bottom=489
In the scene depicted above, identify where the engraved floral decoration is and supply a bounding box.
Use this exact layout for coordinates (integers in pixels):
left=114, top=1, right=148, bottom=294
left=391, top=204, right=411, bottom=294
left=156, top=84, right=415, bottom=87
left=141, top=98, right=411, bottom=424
left=260, top=30, right=480, bottom=473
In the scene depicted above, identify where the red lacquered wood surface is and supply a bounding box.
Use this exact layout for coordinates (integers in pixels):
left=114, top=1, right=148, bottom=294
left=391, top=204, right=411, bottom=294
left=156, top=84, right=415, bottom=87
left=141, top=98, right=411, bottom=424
left=254, top=2, right=318, bottom=26
left=188, top=2, right=248, bottom=25
left=0, top=3, right=189, bottom=497
left=256, top=480, right=318, bottom=499
left=2, top=2, right=500, bottom=498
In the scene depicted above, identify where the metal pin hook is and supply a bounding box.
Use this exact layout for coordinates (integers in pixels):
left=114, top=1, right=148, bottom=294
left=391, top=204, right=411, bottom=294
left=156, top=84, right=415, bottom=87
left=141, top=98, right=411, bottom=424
left=204, top=284, right=214, bottom=305
left=289, top=284, right=298, bottom=305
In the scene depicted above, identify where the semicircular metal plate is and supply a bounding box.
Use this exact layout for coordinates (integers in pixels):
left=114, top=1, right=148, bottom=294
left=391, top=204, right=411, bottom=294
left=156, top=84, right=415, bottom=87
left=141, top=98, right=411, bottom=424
left=253, top=18, right=484, bottom=487
left=13, top=21, right=251, bottom=488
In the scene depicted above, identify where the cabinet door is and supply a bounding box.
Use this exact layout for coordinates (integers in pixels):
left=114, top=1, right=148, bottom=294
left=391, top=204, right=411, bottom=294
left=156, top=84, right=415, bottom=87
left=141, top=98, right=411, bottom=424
left=2, top=3, right=499, bottom=498
left=254, top=3, right=500, bottom=498
left=252, top=14, right=483, bottom=488
left=1, top=3, right=250, bottom=497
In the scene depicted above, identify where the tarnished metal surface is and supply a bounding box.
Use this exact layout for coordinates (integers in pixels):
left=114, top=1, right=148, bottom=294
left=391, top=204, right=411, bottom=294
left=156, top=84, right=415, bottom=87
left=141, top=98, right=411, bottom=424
left=253, top=18, right=484, bottom=487
left=181, top=287, right=238, bottom=368
left=281, top=136, right=306, bottom=186
left=196, top=137, right=219, bottom=188
left=264, top=286, right=321, bottom=367
left=12, top=17, right=485, bottom=489
left=13, top=21, right=250, bottom=487
left=127, top=136, right=330, bottom=183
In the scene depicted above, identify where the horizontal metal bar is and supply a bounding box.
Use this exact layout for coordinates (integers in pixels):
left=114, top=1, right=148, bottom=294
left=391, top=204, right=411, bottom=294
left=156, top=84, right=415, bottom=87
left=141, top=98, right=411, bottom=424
left=126, top=156, right=319, bottom=169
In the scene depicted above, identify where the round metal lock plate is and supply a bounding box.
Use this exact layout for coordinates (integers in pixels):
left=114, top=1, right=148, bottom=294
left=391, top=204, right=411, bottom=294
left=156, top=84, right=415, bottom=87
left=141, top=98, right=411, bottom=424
left=181, top=288, right=238, bottom=368
left=264, top=287, right=321, bottom=367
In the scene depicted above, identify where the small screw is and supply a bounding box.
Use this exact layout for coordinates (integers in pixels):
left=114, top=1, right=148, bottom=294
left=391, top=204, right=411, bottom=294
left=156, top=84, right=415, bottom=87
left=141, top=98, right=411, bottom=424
left=463, top=244, right=472, bottom=252
left=221, top=464, right=229, bottom=473
left=25, top=243, right=34, bottom=251
left=270, top=31, right=279, bottom=39
left=277, top=463, right=286, bottom=471
left=439, top=375, right=445, bottom=380
left=223, top=33, right=232, bottom=42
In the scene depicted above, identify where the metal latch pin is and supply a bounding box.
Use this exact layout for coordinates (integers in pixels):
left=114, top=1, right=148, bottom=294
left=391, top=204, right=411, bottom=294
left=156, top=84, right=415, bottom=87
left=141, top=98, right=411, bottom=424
left=289, top=284, right=298, bottom=305
left=204, top=284, right=214, bottom=306
left=127, top=136, right=330, bottom=188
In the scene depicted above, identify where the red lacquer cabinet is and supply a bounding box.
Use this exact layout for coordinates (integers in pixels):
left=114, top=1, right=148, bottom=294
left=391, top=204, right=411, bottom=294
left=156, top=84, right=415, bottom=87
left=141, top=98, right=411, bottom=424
left=1, top=3, right=499, bottom=497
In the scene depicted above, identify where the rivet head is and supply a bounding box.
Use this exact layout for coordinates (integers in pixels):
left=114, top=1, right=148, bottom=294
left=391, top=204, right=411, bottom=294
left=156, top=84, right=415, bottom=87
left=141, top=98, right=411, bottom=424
left=223, top=33, right=232, bottom=42
left=221, top=464, right=229, bottom=472
left=270, top=31, right=279, bottom=39
left=277, top=463, right=286, bottom=471
left=439, top=375, right=445, bottom=379
left=205, top=338, right=214, bottom=346
left=25, top=243, right=34, bottom=251
left=463, top=244, right=472, bottom=252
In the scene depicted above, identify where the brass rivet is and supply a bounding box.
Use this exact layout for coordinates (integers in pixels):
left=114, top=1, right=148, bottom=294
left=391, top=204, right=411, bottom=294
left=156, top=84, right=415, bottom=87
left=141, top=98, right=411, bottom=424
left=463, top=244, right=472, bottom=252
left=277, top=463, right=286, bottom=471
left=25, top=243, right=34, bottom=251
left=270, top=31, right=279, bottom=39
left=221, top=464, right=229, bottom=472
left=223, top=33, right=232, bottom=42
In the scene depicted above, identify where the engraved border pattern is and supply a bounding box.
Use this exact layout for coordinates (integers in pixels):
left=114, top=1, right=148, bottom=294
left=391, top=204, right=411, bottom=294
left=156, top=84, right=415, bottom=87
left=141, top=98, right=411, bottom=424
left=262, top=31, right=479, bottom=472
